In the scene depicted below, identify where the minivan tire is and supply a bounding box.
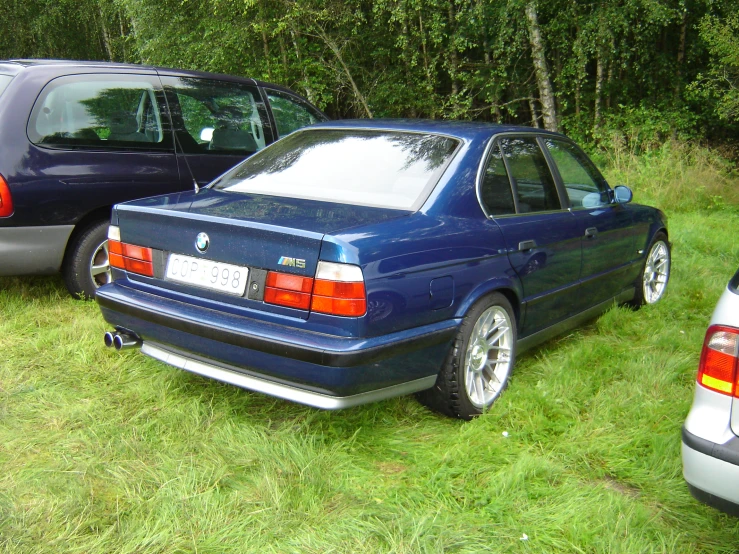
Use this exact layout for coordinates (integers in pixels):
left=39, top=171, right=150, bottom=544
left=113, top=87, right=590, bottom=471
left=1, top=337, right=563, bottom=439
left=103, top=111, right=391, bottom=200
left=63, top=220, right=111, bottom=299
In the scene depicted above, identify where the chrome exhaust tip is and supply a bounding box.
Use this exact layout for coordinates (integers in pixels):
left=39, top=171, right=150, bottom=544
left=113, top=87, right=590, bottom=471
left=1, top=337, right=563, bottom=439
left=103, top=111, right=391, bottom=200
left=103, top=331, right=116, bottom=348
left=113, top=332, right=141, bottom=351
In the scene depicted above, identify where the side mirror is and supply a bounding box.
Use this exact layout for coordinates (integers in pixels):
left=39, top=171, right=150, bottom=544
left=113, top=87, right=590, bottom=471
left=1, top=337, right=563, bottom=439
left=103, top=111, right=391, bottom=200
left=200, top=127, right=214, bottom=142
left=613, top=185, right=633, bottom=204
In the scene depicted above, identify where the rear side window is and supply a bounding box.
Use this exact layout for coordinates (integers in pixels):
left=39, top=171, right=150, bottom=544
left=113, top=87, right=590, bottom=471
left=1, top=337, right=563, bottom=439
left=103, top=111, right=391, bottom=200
left=0, top=75, right=13, bottom=98
left=480, top=141, right=515, bottom=216
left=266, top=89, right=325, bottom=137
left=499, top=137, right=561, bottom=213
left=214, top=129, right=459, bottom=210
left=161, top=76, right=271, bottom=156
left=28, top=74, right=172, bottom=151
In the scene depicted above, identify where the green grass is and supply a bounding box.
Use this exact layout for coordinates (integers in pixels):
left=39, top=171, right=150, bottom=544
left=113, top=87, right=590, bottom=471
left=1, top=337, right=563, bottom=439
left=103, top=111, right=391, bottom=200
left=2, top=209, right=739, bottom=552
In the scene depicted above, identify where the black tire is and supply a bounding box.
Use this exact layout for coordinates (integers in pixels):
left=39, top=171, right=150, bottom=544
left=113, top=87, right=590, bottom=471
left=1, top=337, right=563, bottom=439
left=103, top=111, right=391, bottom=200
left=63, top=219, right=111, bottom=300
left=417, top=292, right=517, bottom=420
left=629, top=231, right=670, bottom=308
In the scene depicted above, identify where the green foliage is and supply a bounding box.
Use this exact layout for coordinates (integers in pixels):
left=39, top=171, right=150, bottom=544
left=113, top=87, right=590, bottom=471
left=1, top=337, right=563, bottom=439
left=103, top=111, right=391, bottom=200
left=691, top=13, right=739, bottom=121
left=4, top=0, right=738, bottom=141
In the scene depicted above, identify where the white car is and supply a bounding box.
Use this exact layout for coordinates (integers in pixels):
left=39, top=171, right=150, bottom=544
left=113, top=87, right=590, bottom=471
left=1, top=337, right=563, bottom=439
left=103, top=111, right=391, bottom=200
left=682, top=267, right=739, bottom=516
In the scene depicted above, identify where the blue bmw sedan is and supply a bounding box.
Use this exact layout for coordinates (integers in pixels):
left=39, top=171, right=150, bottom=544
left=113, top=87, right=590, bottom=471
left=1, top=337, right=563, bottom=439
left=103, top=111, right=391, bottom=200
left=97, top=120, right=670, bottom=419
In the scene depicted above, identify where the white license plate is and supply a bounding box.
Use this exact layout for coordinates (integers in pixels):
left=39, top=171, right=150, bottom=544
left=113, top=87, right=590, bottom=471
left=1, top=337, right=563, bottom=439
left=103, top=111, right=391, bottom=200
left=166, top=253, right=248, bottom=296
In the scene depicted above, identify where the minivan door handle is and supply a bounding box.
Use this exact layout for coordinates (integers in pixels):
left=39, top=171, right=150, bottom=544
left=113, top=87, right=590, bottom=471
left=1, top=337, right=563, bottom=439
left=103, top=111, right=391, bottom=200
left=518, top=240, right=537, bottom=251
left=584, top=227, right=598, bottom=239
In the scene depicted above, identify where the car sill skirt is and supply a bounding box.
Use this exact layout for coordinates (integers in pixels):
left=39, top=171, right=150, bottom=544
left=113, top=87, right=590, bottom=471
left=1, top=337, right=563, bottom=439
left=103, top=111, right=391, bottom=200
left=142, top=341, right=438, bottom=409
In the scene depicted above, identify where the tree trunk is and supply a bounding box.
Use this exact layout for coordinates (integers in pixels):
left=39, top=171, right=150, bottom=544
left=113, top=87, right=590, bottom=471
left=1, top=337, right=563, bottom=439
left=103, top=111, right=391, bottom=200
left=448, top=2, right=459, bottom=97
left=529, top=97, right=540, bottom=128
left=675, top=7, right=688, bottom=97
left=525, top=2, right=558, bottom=132
left=594, top=49, right=605, bottom=130
left=289, top=27, right=315, bottom=104
left=317, top=28, right=373, bottom=118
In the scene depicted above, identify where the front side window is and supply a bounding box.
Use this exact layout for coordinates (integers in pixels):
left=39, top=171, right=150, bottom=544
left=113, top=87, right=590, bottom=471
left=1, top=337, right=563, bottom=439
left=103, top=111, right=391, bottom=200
left=499, top=137, right=561, bottom=213
left=162, top=77, right=270, bottom=155
left=544, top=139, right=609, bottom=208
left=28, top=74, right=171, bottom=151
left=214, top=129, right=459, bottom=210
left=266, top=89, right=325, bottom=137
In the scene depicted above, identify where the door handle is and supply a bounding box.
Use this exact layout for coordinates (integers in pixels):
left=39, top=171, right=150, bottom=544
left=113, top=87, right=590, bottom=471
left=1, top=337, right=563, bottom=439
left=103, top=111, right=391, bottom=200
left=518, top=240, right=537, bottom=251
left=585, top=227, right=598, bottom=239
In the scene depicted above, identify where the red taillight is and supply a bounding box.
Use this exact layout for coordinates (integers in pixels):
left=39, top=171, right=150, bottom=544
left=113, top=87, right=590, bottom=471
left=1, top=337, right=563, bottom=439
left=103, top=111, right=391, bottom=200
left=264, top=271, right=313, bottom=310
left=311, top=261, right=366, bottom=317
left=697, top=325, right=739, bottom=397
left=0, top=174, right=14, bottom=217
left=264, top=261, right=366, bottom=317
left=108, top=238, right=154, bottom=277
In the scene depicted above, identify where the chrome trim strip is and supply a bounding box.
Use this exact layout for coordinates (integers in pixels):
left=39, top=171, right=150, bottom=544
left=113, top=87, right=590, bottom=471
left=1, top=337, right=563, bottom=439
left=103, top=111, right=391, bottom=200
left=141, top=342, right=437, bottom=409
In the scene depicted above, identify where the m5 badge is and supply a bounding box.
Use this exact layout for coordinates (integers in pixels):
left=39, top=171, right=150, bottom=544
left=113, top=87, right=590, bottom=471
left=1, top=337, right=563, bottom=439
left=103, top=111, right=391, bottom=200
left=278, top=256, right=306, bottom=269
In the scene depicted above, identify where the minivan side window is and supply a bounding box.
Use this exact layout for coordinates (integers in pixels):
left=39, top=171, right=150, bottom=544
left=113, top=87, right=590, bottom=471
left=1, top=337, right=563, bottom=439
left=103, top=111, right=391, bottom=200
left=161, top=77, right=272, bottom=156
left=28, top=74, right=172, bottom=151
left=266, top=89, right=325, bottom=137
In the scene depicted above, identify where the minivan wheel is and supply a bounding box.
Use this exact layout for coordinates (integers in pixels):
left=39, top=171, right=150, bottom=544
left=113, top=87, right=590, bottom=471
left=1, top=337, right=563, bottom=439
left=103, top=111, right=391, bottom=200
left=63, top=220, right=111, bottom=299
left=417, top=292, right=517, bottom=420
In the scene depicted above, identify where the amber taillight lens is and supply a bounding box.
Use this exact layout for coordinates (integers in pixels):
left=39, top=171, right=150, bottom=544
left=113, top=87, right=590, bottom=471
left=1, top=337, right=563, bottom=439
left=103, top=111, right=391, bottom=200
left=697, top=325, right=739, bottom=397
left=108, top=226, right=154, bottom=277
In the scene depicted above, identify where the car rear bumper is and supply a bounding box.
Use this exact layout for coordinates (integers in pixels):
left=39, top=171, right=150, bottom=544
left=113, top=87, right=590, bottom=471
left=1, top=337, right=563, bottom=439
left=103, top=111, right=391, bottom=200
left=0, top=225, right=74, bottom=275
left=682, top=426, right=739, bottom=517
left=97, top=282, right=459, bottom=407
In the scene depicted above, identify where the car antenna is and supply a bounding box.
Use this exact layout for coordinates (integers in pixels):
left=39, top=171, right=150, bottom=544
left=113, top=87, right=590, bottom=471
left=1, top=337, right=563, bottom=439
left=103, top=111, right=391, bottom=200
left=160, top=86, right=200, bottom=194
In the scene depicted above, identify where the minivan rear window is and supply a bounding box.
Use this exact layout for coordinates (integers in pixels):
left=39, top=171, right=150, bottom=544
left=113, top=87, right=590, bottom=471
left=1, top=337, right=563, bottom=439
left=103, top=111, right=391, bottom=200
left=0, top=75, right=13, bottom=98
left=214, top=129, right=460, bottom=210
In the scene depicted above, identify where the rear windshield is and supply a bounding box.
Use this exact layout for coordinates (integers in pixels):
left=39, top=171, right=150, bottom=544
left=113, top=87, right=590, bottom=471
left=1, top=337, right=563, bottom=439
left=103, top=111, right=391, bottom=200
left=213, top=129, right=460, bottom=210
left=0, top=75, right=13, bottom=98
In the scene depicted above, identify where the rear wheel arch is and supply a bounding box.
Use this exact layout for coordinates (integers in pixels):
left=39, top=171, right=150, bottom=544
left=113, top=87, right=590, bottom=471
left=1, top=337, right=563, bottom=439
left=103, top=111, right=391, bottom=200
left=456, top=281, right=522, bottom=326
left=61, top=206, right=113, bottom=299
left=62, top=206, right=114, bottom=265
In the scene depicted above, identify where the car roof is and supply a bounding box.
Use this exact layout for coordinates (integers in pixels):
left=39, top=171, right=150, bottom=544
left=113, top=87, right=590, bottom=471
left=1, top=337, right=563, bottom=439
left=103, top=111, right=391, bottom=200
left=0, top=59, right=309, bottom=98
left=307, top=118, right=565, bottom=142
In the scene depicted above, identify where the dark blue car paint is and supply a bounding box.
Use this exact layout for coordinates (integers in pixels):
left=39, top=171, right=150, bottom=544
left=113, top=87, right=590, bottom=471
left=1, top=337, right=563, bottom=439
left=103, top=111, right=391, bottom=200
left=0, top=59, right=327, bottom=275
left=97, top=120, right=669, bottom=406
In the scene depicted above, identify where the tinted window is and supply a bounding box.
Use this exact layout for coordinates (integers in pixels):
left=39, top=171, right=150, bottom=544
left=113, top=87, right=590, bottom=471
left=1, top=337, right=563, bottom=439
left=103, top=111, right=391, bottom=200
left=480, top=142, right=515, bottom=216
left=163, top=77, right=270, bottom=155
left=544, top=139, right=609, bottom=208
left=499, top=137, right=561, bottom=212
left=0, top=74, right=13, bottom=98
left=28, top=75, right=171, bottom=151
left=266, top=89, right=325, bottom=136
left=214, top=129, right=459, bottom=210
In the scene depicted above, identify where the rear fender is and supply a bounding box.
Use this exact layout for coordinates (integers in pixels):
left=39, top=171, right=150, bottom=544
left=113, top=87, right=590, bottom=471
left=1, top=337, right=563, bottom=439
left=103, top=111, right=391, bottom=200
left=455, top=277, right=523, bottom=326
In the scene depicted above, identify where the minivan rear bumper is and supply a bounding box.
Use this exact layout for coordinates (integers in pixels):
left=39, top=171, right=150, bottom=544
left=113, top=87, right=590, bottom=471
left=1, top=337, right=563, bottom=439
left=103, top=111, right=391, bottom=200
left=0, top=225, right=73, bottom=275
left=96, top=282, right=458, bottom=407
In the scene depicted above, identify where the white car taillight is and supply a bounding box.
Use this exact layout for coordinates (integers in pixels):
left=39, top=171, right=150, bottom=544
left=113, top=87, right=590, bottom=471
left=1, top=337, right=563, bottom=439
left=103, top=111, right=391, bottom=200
left=697, top=325, right=739, bottom=397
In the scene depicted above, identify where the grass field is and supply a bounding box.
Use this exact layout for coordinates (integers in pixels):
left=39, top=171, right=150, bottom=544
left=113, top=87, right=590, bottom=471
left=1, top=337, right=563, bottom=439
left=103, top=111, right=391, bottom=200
left=1, top=167, right=739, bottom=551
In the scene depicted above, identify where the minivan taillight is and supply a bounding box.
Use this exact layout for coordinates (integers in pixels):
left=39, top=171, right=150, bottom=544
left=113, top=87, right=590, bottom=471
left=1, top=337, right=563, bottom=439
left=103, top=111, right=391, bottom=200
left=0, top=174, right=13, bottom=217
left=697, top=325, right=739, bottom=397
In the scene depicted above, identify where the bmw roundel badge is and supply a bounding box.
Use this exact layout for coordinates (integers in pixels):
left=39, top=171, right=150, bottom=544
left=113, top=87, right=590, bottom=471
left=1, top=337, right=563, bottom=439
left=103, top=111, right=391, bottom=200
left=195, top=232, right=210, bottom=253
